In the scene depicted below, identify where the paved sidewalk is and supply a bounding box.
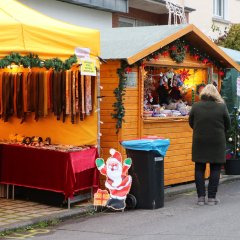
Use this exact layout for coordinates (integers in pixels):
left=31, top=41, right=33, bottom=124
left=0, top=174, right=239, bottom=234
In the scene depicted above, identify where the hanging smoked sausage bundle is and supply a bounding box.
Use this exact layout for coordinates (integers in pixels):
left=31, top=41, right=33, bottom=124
left=61, top=70, right=66, bottom=123
left=27, top=72, right=33, bottom=112
left=48, top=70, right=53, bottom=113
left=16, top=72, right=23, bottom=119
left=85, top=75, right=92, bottom=116
left=1, top=72, right=8, bottom=121
left=0, top=68, right=94, bottom=123
left=22, top=71, right=28, bottom=122
left=33, top=71, right=39, bottom=121
left=80, top=74, right=85, bottom=120
left=52, top=70, right=62, bottom=121
left=75, top=71, right=79, bottom=116
left=43, top=71, right=48, bottom=117
left=38, top=71, right=44, bottom=119
left=2, top=72, right=14, bottom=122
left=91, top=76, right=95, bottom=112
left=56, top=70, right=63, bottom=120
left=0, top=73, right=2, bottom=118
left=78, top=71, right=82, bottom=121
left=71, top=70, right=76, bottom=123
left=51, top=70, right=57, bottom=117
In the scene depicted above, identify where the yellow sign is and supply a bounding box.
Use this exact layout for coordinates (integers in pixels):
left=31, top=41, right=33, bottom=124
left=81, top=59, right=96, bottom=76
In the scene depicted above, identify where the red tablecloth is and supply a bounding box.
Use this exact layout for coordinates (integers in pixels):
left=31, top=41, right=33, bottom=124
left=0, top=144, right=99, bottom=198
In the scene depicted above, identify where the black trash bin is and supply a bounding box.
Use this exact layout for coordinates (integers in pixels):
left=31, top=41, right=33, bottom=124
left=121, top=137, right=170, bottom=210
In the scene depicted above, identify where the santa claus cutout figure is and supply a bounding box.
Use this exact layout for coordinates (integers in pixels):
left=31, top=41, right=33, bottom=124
left=96, top=149, right=132, bottom=210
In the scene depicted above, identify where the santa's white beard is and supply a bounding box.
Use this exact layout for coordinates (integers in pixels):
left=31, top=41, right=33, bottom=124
left=107, top=167, right=122, bottom=187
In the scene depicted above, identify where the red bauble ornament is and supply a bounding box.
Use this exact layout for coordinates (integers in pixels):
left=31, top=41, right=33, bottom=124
left=193, top=54, right=200, bottom=61
left=202, top=58, right=208, bottom=64
left=170, top=45, right=177, bottom=51
left=162, top=51, right=169, bottom=57
left=125, top=67, right=132, bottom=73
left=219, top=71, right=225, bottom=77
left=184, top=45, right=189, bottom=52
left=153, top=55, right=159, bottom=60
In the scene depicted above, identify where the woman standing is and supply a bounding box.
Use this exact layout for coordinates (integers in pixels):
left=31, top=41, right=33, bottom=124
left=189, top=84, right=231, bottom=206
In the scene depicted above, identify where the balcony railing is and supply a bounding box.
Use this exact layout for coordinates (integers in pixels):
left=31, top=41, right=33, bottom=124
left=57, top=0, right=128, bottom=13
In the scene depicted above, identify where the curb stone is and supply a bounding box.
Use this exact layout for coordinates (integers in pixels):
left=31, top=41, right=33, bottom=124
left=0, top=205, right=94, bottom=233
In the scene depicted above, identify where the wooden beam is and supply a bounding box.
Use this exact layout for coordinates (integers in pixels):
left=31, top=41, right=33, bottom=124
left=126, top=24, right=240, bottom=71
left=127, top=25, right=194, bottom=65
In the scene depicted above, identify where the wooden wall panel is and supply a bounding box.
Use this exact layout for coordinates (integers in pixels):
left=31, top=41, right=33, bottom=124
left=143, top=120, right=196, bottom=186
left=100, top=60, right=121, bottom=168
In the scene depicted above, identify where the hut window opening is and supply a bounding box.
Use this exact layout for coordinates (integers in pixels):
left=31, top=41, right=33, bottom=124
left=143, top=66, right=208, bottom=118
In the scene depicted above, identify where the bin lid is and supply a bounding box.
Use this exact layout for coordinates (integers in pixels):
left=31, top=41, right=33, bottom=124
left=121, top=138, right=170, bottom=157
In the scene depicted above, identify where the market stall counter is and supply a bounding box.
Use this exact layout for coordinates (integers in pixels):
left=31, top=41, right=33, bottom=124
left=0, top=144, right=99, bottom=208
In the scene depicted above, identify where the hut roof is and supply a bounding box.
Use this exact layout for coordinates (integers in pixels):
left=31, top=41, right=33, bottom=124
left=220, top=47, right=240, bottom=64
left=101, top=24, right=240, bottom=71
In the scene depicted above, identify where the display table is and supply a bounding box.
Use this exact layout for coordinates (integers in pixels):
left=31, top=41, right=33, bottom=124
left=0, top=144, right=99, bottom=208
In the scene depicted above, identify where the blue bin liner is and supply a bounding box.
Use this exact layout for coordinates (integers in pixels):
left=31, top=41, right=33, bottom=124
left=121, top=138, right=170, bottom=157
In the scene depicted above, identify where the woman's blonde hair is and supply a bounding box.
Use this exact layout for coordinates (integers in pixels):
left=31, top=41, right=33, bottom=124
left=199, top=84, right=224, bottom=103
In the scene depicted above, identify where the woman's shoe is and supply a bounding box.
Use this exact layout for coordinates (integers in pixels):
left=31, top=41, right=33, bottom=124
left=207, top=198, right=220, bottom=206
left=197, top=196, right=205, bottom=206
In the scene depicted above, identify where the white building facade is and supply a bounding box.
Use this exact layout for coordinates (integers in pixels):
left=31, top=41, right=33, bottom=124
left=184, top=0, right=240, bottom=39
left=18, top=0, right=240, bottom=40
left=18, top=0, right=113, bottom=30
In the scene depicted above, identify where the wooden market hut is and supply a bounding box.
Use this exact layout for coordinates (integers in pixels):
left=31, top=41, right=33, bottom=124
left=100, top=24, right=240, bottom=186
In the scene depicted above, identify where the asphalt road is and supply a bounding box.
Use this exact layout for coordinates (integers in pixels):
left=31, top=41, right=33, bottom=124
left=4, top=180, right=240, bottom=240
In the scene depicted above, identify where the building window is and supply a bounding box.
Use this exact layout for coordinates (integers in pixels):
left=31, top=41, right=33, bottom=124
left=118, top=17, right=154, bottom=27
left=213, top=0, right=228, bottom=19
left=119, top=17, right=135, bottom=27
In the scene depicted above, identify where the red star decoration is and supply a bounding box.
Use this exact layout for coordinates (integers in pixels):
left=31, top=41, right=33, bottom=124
left=179, top=68, right=191, bottom=82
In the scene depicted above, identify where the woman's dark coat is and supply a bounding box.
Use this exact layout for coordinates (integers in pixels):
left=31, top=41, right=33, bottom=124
left=189, top=100, right=231, bottom=163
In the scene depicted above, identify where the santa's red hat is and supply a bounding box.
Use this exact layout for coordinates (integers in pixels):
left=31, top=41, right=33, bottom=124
left=109, top=148, right=122, bottom=163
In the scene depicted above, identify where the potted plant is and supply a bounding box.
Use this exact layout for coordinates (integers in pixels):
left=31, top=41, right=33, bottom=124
left=225, top=107, right=240, bottom=175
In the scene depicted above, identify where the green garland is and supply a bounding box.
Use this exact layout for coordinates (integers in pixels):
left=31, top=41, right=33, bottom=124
left=0, top=52, right=77, bottom=71
left=169, top=39, right=186, bottom=63
left=136, top=38, right=226, bottom=74
left=191, top=88, right=195, bottom=105
left=111, top=61, right=128, bottom=133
